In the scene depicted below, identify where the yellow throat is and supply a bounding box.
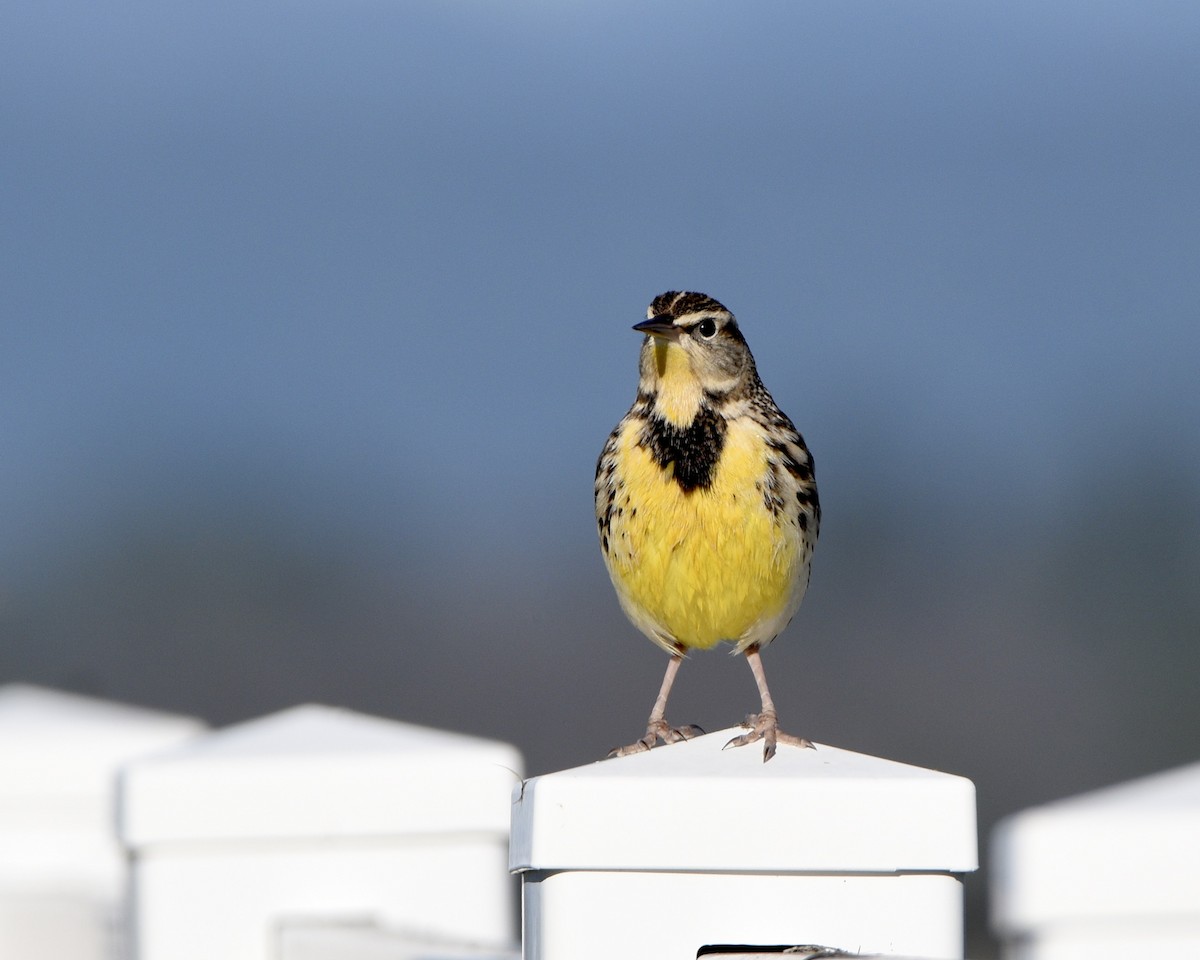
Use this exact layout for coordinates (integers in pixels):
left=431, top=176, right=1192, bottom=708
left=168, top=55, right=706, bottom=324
left=650, top=340, right=704, bottom=427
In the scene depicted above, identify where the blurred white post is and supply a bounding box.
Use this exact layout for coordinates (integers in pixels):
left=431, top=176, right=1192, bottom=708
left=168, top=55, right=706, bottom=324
left=0, top=684, right=204, bottom=960
left=118, top=704, right=523, bottom=960
left=277, top=919, right=518, bottom=959
left=991, top=758, right=1200, bottom=959
left=510, top=728, right=977, bottom=960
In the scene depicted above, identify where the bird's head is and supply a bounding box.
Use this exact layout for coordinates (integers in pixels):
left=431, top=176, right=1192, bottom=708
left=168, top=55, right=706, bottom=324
left=634, top=292, right=754, bottom=424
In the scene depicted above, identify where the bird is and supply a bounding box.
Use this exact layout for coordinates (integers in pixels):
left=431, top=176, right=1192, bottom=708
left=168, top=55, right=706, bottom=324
left=595, top=291, right=820, bottom=762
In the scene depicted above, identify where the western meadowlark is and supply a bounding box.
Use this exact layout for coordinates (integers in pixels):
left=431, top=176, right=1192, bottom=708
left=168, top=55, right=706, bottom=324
left=595, top=291, right=820, bottom=762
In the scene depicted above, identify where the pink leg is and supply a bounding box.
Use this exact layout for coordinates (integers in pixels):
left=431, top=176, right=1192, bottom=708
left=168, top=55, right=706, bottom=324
left=608, top=649, right=704, bottom=758
left=723, top=646, right=814, bottom=762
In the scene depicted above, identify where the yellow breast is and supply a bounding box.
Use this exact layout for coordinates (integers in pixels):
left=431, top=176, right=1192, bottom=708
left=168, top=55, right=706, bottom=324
left=602, top=416, right=805, bottom=652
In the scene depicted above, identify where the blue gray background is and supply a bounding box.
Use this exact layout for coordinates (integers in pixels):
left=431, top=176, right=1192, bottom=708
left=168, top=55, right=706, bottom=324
left=4, top=3, right=1199, bottom=953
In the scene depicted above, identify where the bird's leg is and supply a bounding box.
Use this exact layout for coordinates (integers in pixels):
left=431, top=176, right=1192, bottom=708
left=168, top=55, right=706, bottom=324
left=608, top=649, right=704, bottom=757
left=724, top=645, right=814, bottom=762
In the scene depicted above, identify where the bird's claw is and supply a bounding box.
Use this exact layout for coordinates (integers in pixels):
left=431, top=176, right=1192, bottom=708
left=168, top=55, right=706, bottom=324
left=607, top=720, right=704, bottom=758
left=723, top=711, right=814, bottom=762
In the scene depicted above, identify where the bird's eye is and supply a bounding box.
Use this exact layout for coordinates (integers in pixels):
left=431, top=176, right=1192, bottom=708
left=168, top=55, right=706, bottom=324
left=696, top=318, right=718, bottom=339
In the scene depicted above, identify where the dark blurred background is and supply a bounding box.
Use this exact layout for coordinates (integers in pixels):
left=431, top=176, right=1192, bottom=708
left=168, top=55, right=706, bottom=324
left=3, top=2, right=1198, bottom=955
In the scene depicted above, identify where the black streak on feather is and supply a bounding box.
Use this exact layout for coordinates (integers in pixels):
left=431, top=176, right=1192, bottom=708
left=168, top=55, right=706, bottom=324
left=639, top=406, right=726, bottom=493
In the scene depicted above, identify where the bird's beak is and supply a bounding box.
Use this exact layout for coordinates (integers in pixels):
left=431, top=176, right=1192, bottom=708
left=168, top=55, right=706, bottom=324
left=632, top=316, right=680, bottom=340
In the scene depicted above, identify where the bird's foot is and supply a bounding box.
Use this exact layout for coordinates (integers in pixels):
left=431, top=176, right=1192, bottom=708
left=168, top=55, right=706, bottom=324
left=607, top=719, right=704, bottom=758
left=723, top=711, right=814, bottom=762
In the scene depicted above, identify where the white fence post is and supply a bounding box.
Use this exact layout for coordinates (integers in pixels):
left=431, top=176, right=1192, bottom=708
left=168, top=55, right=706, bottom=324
left=118, top=704, right=523, bottom=960
left=991, top=758, right=1200, bottom=959
left=0, top=684, right=204, bottom=960
left=510, top=728, right=977, bottom=960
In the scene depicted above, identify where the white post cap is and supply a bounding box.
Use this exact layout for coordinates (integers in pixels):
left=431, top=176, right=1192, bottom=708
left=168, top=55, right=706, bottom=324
left=511, top=728, right=977, bottom=874
left=119, top=704, right=523, bottom=847
left=0, top=684, right=204, bottom=889
left=992, top=758, right=1200, bottom=936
